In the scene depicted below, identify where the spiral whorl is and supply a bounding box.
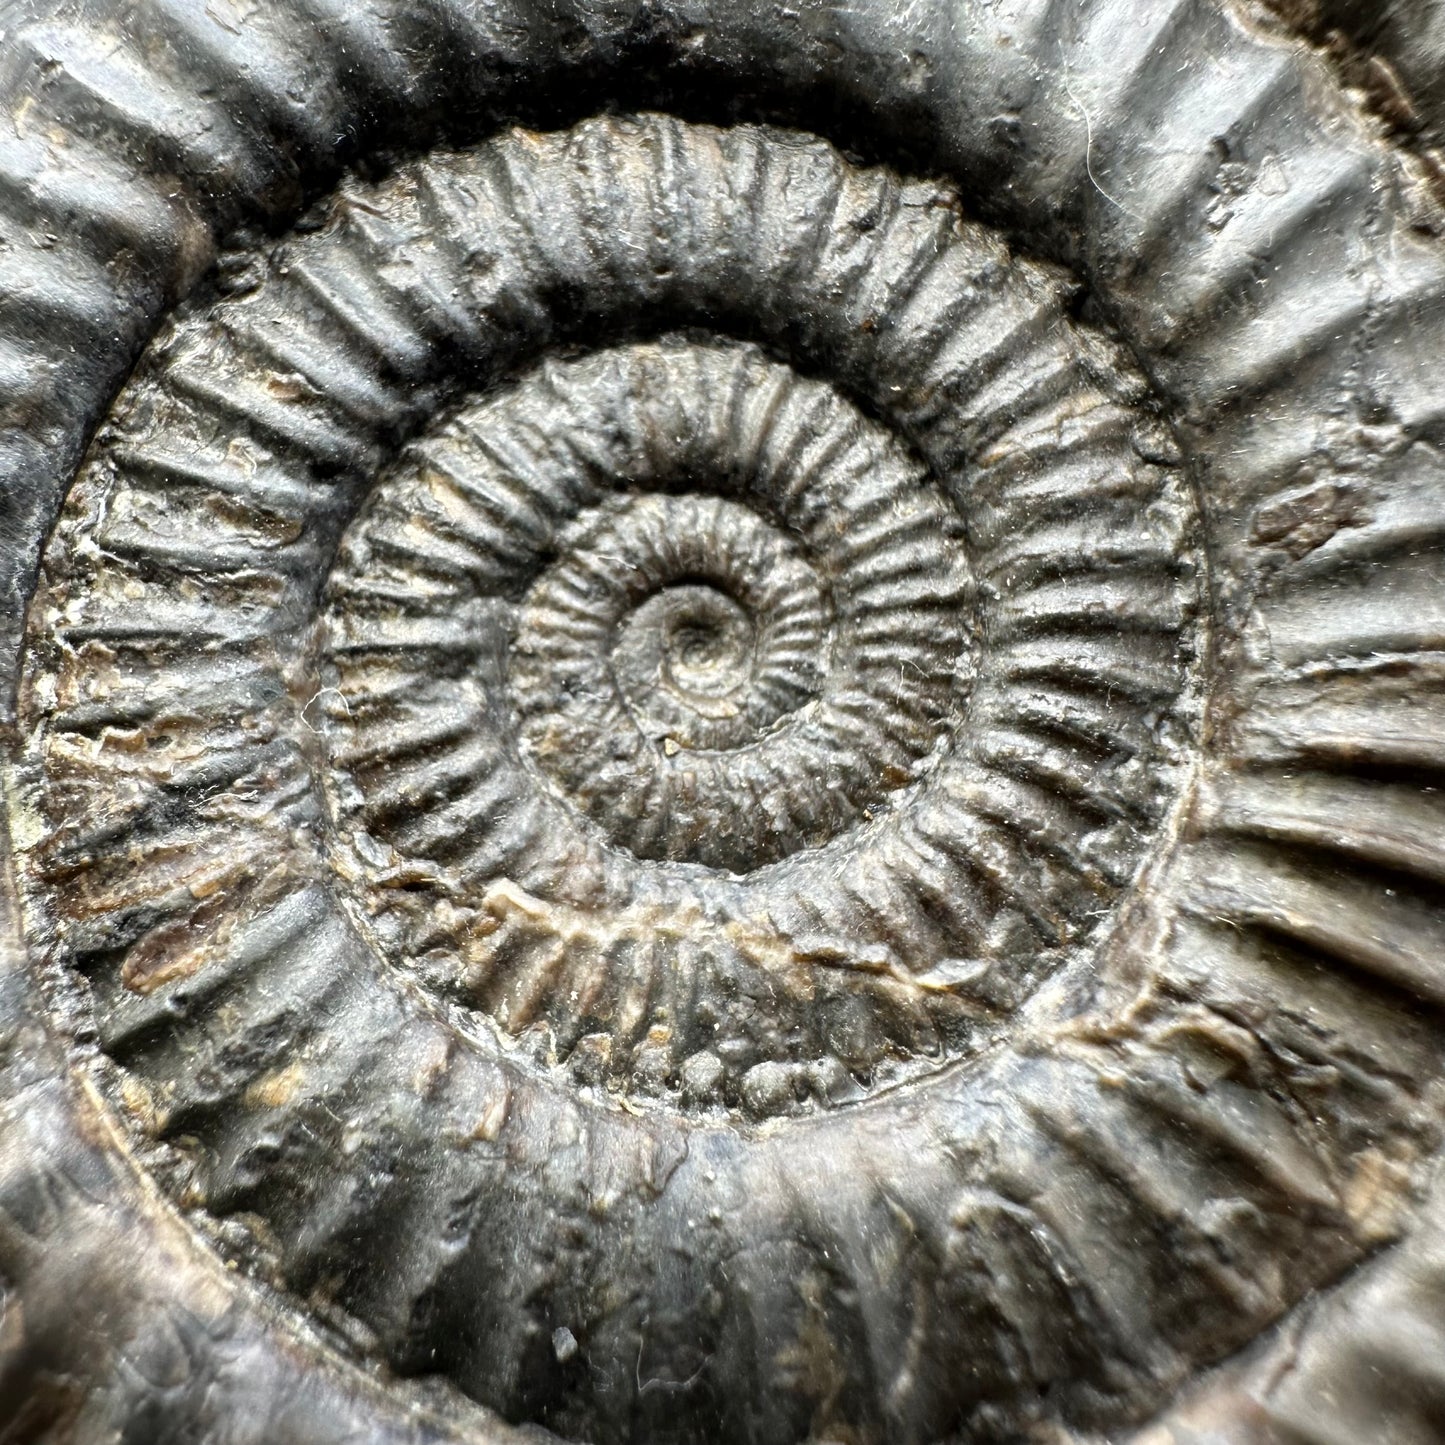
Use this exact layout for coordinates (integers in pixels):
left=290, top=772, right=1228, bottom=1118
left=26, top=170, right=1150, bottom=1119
left=329, top=340, right=974, bottom=880
left=11, top=1, right=1445, bottom=1439
left=16, top=110, right=1207, bottom=1437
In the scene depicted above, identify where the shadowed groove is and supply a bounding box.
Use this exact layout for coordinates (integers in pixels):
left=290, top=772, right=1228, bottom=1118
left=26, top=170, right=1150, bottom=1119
left=9, top=19, right=274, bottom=200
left=8, top=106, right=1223, bottom=1445
left=1187, top=843, right=1445, bottom=1010
left=3, top=3, right=1445, bottom=1442
left=1204, top=771, right=1445, bottom=889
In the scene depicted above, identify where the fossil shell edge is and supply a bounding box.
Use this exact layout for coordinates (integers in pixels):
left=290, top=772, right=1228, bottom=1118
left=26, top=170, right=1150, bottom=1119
left=1, top=2, right=1445, bottom=1443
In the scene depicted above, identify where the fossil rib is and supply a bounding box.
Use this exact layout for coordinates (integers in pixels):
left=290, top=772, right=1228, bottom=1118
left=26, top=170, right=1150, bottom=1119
left=1, top=5, right=1445, bottom=1444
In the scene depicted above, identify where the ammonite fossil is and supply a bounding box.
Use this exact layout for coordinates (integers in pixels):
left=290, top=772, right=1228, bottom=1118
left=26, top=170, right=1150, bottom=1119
left=3, top=1, right=1445, bottom=1442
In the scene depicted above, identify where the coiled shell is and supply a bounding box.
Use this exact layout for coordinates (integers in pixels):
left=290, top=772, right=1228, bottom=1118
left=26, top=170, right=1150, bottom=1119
left=2, top=4, right=1445, bottom=1444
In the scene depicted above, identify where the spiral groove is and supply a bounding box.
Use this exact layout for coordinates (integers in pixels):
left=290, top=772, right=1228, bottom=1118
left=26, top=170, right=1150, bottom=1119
left=18, top=110, right=1211, bottom=1434
left=328, top=340, right=976, bottom=884
left=9, top=1, right=1445, bottom=1439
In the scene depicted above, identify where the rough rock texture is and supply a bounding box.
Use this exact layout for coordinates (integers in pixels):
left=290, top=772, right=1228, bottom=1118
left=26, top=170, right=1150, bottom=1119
left=1, top=1, right=1445, bottom=1443
left=1261, top=0, right=1445, bottom=201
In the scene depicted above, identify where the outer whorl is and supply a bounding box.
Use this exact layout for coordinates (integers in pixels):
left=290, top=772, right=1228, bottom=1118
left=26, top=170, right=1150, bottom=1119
left=4, top=6, right=1445, bottom=1445
left=23, top=118, right=1198, bottom=1128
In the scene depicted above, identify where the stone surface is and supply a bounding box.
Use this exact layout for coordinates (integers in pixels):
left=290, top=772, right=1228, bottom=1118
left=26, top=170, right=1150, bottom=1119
left=1, top=2, right=1445, bottom=1442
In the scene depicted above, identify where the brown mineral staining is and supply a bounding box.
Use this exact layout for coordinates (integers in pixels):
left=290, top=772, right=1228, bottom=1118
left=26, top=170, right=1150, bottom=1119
left=1260, top=0, right=1445, bottom=208
left=1251, top=478, right=1371, bottom=560
left=117, top=1074, right=160, bottom=1129
left=470, top=1089, right=510, bottom=1144
left=244, top=1062, right=306, bottom=1110
left=1343, top=1145, right=1418, bottom=1244
left=264, top=371, right=324, bottom=404
left=120, top=918, right=213, bottom=996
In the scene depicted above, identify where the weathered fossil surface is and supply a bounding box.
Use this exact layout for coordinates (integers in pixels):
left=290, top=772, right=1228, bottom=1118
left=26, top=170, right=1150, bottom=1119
left=2, top=2, right=1445, bottom=1443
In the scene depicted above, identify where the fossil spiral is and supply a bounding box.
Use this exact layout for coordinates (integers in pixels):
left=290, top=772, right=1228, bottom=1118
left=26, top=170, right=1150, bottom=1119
left=4, top=3, right=1445, bottom=1444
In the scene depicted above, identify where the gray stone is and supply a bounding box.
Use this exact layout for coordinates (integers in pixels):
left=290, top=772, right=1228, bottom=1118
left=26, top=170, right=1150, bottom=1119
left=1, top=2, right=1445, bottom=1442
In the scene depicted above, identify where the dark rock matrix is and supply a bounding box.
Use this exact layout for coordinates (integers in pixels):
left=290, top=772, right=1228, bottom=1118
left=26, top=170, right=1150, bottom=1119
left=2, top=3, right=1445, bottom=1443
